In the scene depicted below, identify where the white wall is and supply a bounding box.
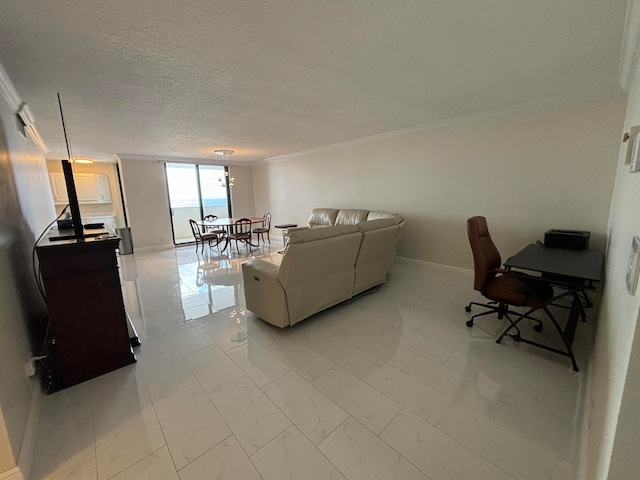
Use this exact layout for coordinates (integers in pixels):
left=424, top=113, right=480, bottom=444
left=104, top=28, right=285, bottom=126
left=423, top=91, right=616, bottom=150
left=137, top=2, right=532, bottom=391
left=0, top=70, right=55, bottom=478
left=585, top=55, right=640, bottom=479
left=119, top=158, right=255, bottom=248
left=229, top=164, right=256, bottom=218
left=119, top=157, right=173, bottom=248
left=252, top=95, right=626, bottom=268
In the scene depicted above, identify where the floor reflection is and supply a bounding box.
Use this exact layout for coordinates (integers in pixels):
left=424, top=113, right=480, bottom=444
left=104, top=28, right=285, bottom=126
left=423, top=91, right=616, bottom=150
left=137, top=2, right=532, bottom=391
left=30, top=242, right=587, bottom=480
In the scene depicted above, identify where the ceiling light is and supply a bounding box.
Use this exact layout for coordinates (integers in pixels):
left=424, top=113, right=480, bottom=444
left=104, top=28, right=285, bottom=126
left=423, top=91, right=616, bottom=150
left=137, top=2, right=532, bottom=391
left=213, top=149, right=234, bottom=157
left=213, top=151, right=235, bottom=188
left=72, top=157, right=94, bottom=164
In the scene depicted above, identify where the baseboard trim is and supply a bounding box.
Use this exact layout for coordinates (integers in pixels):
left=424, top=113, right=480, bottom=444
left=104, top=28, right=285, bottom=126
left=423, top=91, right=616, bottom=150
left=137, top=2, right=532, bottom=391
left=16, top=380, right=40, bottom=480
left=130, top=243, right=175, bottom=253
left=396, top=256, right=472, bottom=275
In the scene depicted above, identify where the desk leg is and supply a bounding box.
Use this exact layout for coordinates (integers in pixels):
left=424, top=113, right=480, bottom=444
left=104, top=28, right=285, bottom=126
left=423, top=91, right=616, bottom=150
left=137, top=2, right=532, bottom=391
left=496, top=290, right=580, bottom=371
left=563, top=292, right=582, bottom=347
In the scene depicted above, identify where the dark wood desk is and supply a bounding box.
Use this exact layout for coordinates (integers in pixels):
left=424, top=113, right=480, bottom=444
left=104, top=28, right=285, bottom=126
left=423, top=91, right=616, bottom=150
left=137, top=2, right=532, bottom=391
left=501, top=244, right=604, bottom=371
left=36, top=229, right=136, bottom=391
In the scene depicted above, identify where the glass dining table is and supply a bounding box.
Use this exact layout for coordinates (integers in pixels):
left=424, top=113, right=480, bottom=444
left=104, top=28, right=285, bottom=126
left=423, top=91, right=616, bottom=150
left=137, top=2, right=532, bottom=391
left=196, top=217, right=264, bottom=252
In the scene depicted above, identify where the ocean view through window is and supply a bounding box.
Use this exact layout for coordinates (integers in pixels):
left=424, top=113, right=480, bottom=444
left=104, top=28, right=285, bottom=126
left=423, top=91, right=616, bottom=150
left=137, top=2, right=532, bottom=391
left=165, top=163, right=232, bottom=244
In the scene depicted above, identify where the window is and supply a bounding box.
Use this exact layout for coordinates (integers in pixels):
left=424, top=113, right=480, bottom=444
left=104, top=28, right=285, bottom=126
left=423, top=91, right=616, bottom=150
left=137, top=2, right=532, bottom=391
left=165, top=163, right=232, bottom=244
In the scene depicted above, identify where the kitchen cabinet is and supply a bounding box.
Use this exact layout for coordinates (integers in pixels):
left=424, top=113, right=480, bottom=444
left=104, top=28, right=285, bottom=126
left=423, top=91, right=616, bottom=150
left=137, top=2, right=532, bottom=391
left=96, top=174, right=112, bottom=202
left=49, top=173, right=113, bottom=204
left=85, top=215, right=117, bottom=230
left=49, top=172, right=69, bottom=204
left=74, top=174, right=99, bottom=203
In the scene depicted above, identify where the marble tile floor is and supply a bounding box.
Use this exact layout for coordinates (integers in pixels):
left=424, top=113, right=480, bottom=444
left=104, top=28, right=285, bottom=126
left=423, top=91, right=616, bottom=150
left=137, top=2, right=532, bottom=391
left=30, top=242, right=593, bottom=480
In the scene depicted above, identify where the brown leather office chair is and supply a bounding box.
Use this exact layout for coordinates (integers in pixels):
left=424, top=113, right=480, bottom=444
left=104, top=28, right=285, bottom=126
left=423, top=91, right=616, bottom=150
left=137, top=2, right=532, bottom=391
left=466, top=216, right=581, bottom=371
left=252, top=213, right=272, bottom=246
left=465, top=216, right=554, bottom=333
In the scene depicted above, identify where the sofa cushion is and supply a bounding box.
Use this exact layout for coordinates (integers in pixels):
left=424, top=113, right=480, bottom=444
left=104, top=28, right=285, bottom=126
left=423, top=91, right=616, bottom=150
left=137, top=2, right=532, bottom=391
left=287, top=224, right=359, bottom=245
left=308, top=208, right=339, bottom=228
left=366, top=211, right=397, bottom=221
left=335, top=209, right=369, bottom=225
left=357, top=217, right=397, bottom=232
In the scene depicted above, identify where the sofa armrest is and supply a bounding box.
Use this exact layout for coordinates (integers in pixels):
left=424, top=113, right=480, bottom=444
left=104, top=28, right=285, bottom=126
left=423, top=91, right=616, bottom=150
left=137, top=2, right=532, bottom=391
left=283, top=226, right=308, bottom=235
left=281, top=226, right=308, bottom=248
left=242, top=259, right=291, bottom=328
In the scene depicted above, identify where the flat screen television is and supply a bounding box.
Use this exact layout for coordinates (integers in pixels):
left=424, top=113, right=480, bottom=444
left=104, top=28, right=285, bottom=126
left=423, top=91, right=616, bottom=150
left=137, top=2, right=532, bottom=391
left=62, top=159, right=84, bottom=239
left=47, top=159, right=85, bottom=241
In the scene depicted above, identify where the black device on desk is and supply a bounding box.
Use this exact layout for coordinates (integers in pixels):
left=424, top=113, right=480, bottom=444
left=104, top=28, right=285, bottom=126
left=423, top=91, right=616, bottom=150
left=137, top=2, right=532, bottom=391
left=544, top=229, right=590, bottom=250
left=542, top=229, right=593, bottom=305
left=57, top=218, right=73, bottom=230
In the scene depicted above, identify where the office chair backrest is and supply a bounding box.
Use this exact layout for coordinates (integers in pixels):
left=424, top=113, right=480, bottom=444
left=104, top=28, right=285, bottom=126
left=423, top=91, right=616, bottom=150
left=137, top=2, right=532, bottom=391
left=467, top=216, right=502, bottom=292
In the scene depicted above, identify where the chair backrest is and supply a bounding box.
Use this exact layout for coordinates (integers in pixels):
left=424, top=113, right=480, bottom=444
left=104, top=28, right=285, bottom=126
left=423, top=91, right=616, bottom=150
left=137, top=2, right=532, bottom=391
left=203, top=214, right=218, bottom=221
left=234, top=218, right=252, bottom=234
left=467, top=216, right=502, bottom=292
left=262, top=213, right=271, bottom=228
left=189, top=219, right=201, bottom=240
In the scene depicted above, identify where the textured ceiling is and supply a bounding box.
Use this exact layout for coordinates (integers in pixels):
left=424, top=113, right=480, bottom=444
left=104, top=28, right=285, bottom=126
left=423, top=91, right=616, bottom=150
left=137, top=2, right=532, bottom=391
left=0, top=0, right=630, bottom=164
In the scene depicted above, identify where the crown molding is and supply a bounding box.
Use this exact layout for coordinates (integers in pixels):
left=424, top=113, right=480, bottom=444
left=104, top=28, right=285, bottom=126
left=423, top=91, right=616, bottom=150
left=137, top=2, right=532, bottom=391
left=620, top=0, right=640, bottom=92
left=116, top=153, right=246, bottom=166
left=0, top=61, right=49, bottom=154
left=0, top=62, right=21, bottom=110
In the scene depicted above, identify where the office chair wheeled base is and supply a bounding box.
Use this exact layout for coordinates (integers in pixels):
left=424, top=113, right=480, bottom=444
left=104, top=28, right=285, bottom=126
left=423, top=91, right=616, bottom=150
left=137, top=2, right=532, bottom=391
left=465, top=301, right=543, bottom=331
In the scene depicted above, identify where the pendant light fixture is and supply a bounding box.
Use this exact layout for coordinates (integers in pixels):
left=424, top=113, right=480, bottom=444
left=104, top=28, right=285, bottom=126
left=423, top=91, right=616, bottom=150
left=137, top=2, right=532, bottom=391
left=214, top=150, right=235, bottom=188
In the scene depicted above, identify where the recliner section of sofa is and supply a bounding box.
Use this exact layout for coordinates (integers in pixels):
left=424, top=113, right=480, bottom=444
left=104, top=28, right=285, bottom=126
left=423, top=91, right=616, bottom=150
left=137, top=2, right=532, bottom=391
left=353, top=217, right=401, bottom=295
left=242, top=209, right=405, bottom=328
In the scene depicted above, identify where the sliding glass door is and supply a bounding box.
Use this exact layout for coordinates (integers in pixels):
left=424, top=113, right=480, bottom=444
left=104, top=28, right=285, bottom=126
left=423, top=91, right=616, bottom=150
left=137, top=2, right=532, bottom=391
left=165, top=163, right=231, bottom=245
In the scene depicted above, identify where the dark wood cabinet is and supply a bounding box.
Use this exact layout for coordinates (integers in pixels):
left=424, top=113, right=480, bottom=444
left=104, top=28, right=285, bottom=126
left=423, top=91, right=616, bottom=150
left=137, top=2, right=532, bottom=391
left=36, top=231, right=136, bottom=390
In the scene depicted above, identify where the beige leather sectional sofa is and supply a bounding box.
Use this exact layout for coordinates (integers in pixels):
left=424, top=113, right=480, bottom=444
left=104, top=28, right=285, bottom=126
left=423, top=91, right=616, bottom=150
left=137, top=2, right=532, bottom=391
left=242, top=208, right=406, bottom=328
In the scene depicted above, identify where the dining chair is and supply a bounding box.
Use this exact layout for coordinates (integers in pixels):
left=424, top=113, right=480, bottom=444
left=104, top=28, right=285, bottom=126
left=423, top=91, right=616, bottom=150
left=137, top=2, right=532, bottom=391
left=228, top=218, right=253, bottom=254
left=252, top=213, right=272, bottom=246
left=202, top=215, right=227, bottom=253
left=203, top=215, right=219, bottom=230
left=189, top=219, right=222, bottom=253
